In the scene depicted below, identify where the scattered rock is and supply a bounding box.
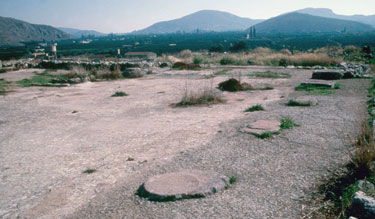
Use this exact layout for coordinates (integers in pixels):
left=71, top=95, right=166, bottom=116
left=351, top=191, right=375, bottom=219
left=137, top=170, right=228, bottom=201
left=295, top=96, right=319, bottom=106
left=312, top=70, right=345, bottom=80
left=358, top=180, right=375, bottom=197
left=339, top=62, right=372, bottom=78
left=241, top=120, right=281, bottom=135
left=122, top=68, right=145, bottom=78
left=69, top=78, right=82, bottom=84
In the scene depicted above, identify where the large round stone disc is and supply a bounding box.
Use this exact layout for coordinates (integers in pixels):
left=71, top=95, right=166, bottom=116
left=137, top=170, right=228, bottom=201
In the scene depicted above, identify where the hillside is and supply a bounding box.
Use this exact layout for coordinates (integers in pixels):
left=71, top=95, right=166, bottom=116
left=0, top=16, right=72, bottom=46
left=297, top=8, right=375, bottom=27
left=251, top=12, right=374, bottom=34
left=58, top=27, right=107, bottom=38
left=134, top=10, right=263, bottom=34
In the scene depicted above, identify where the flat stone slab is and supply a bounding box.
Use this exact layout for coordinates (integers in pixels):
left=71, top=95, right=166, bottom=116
left=301, top=80, right=335, bottom=88
left=137, top=170, right=228, bottom=201
left=241, top=120, right=281, bottom=135
left=312, top=69, right=344, bottom=80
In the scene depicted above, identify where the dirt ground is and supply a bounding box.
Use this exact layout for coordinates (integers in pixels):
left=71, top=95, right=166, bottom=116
left=0, top=66, right=370, bottom=218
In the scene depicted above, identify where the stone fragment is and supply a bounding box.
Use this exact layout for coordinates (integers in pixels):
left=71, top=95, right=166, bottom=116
left=351, top=191, right=375, bottom=219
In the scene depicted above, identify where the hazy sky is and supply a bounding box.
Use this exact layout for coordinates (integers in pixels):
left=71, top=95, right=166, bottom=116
left=0, top=0, right=374, bottom=33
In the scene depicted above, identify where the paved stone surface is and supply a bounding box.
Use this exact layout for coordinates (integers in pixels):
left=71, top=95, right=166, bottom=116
left=312, top=69, right=344, bottom=80
left=301, top=80, right=336, bottom=88
left=138, top=170, right=228, bottom=201
left=241, top=120, right=281, bottom=135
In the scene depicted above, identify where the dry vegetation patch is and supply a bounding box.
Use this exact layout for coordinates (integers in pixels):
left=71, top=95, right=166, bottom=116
left=174, top=80, right=225, bottom=107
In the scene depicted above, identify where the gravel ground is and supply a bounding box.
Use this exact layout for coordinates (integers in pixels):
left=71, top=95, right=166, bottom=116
left=0, top=66, right=370, bottom=218
left=69, top=79, right=369, bottom=218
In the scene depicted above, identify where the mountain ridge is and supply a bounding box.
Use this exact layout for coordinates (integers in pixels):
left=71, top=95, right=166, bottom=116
left=133, top=10, right=264, bottom=34
left=251, top=12, right=375, bottom=34
left=297, top=8, right=375, bottom=27
left=58, top=27, right=107, bottom=38
left=0, top=16, right=72, bottom=46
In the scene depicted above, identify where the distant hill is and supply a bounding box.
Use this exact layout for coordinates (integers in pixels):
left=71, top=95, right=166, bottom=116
left=0, top=16, right=72, bottom=46
left=251, top=12, right=374, bottom=34
left=297, top=8, right=375, bottom=27
left=134, top=10, right=263, bottom=34
left=58, top=27, right=107, bottom=38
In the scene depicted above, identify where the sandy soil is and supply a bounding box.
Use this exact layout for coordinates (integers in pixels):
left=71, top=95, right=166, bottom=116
left=0, top=66, right=368, bottom=218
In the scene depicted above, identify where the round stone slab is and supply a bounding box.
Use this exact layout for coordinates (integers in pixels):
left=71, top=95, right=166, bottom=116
left=241, top=120, right=281, bottom=135
left=137, top=170, right=228, bottom=201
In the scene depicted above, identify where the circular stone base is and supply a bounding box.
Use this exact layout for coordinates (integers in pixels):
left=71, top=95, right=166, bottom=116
left=137, top=170, right=228, bottom=201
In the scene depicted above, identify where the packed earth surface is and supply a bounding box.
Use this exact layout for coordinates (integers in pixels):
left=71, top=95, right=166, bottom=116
left=0, top=66, right=370, bottom=218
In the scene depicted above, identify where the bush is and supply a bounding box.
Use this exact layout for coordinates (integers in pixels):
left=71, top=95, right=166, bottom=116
left=159, top=62, right=168, bottom=68
left=95, top=67, right=122, bottom=80
left=279, top=58, right=288, bottom=67
left=218, top=78, right=243, bottom=92
left=172, top=62, right=201, bottom=70
left=220, top=57, right=236, bottom=65
left=193, top=56, right=203, bottom=65
left=230, top=41, right=247, bottom=52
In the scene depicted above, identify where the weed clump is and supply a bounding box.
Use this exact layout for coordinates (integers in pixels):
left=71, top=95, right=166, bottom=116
left=112, top=91, right=128, bottom=97
left=0, top=78, right=11, bottom=95
left=175, top=81, right=224, bottom=107
left=245, top=104, right=265, bottom=112
left=82, top=168, right=97, bottom=174
left=280, top=118, right=299, bottom=130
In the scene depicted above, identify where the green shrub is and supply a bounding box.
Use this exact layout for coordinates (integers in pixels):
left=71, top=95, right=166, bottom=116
left=220, top=57, right=236, bottom=65
left=280, top=118, right=299, bottom=130
left=111, top=91, right=128, bottom=97
left=193, top=56, right=203, bottom=65
left=245, top=104, right=265, bottom=112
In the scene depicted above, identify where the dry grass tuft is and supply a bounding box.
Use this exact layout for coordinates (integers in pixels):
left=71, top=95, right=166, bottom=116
left=175, top=80, right=225, bottom=107
left=349, top=120, right=375, bottom=173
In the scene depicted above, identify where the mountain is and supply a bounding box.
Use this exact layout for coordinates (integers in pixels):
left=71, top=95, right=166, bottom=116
left=134, top=10, right=263, bottom=34
left=58, top=27, right=107, bottom=38
left=251, top=12, right=374, bottom=34
left=0, top=16, right=72, bottom=46
left=297, top=8, right=375, bottom=27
